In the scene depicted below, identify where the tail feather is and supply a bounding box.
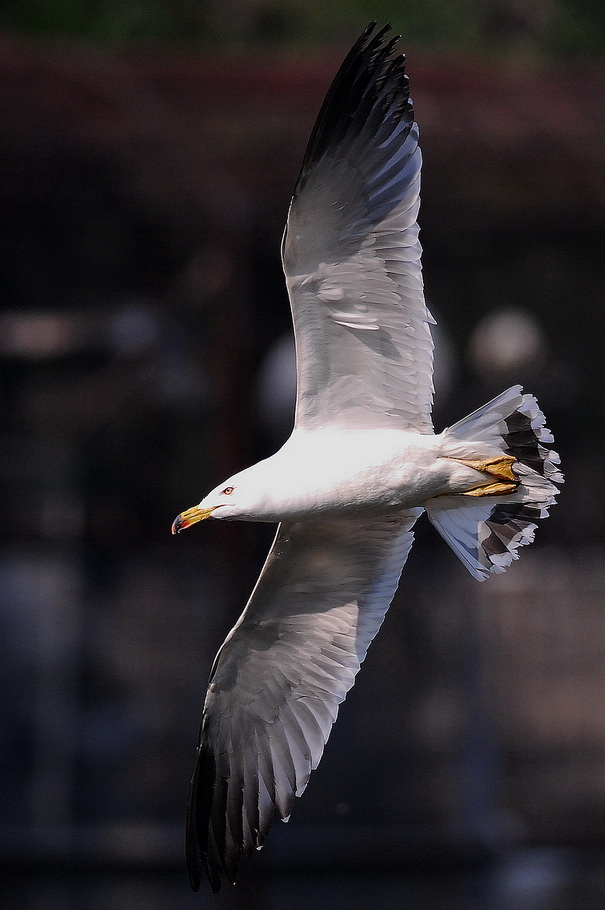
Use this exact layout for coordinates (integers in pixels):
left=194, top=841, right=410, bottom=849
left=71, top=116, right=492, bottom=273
left=501, top=405, right=562, bottom=482
left=427, top=387, right=562, bottom=581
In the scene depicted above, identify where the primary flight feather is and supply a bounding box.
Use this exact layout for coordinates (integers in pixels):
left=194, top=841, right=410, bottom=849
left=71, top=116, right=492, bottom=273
left=172, top=22, right=562, bottom=892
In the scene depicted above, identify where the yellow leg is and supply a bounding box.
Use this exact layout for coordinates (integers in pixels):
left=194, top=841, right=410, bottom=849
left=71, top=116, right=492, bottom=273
left=448, top=454, right=519, bottom=498
left=461, top=480, right=519, bottom=498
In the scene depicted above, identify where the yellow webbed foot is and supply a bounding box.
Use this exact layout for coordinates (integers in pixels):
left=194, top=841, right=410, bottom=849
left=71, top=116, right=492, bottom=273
left=461, top=480, right=519, bottom=498
left=449, top=454, right=520, bottom=497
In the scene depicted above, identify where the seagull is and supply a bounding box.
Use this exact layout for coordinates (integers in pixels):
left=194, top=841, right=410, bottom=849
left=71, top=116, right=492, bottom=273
left=172, top=22, right=563, bottom=892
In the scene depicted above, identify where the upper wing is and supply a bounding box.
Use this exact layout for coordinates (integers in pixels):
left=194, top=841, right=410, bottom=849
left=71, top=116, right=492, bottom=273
left=282, top=23, right=434, bottom=433
left=187, top=510, right=420, bottom=891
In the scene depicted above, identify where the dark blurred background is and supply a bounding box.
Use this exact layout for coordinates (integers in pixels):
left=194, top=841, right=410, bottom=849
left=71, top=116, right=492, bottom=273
left=1, top=2, right=605, bottom=909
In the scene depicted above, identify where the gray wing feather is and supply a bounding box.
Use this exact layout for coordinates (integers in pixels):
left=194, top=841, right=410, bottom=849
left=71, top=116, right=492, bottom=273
left=187, top=510, right=420, bottom=891
left=282, top=24, right=434, bottom=432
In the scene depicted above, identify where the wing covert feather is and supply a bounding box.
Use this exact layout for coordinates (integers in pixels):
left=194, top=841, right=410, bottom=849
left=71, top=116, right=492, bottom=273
left=187, top=511, right=420, bottom=891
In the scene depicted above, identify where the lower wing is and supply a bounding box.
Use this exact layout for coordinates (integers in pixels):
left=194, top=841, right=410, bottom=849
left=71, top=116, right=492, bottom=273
left=187, top=510, right=421, bottom=891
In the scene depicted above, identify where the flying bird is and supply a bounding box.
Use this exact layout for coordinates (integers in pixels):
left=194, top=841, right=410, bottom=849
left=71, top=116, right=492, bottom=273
left=172, top=22, right=562, bottom=892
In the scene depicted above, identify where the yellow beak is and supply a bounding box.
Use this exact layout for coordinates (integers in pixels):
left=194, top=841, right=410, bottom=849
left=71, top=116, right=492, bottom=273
left=171, top=504, right=217, bottom=535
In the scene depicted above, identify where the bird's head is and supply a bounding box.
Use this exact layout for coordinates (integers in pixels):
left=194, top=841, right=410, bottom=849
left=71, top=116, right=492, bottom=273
left=171, top=465, right=277, bottom=534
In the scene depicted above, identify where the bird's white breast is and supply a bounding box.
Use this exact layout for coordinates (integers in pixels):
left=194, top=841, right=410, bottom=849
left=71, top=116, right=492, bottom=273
left=251, top=428, right=450, bottom=521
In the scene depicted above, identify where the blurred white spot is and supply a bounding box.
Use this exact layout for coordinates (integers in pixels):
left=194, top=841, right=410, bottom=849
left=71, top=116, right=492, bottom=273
left=468, top=308, right=546, bottom=376
left=256, top=333, right=296, bottom=441
left=0, top=312, right=86, bottom=358
left=109, top=304, right=160, bottom=356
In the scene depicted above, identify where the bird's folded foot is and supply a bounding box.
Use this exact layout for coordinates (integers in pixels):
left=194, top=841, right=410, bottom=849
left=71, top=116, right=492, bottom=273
left=450, top=454, right=520, bottom=497
left=460, top=479, right=519, bottom=497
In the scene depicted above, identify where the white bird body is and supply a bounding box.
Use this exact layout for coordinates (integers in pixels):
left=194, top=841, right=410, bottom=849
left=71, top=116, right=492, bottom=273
left=198, top=428, right=488, bottom=522
left=172, top=24, right=563, bottom=892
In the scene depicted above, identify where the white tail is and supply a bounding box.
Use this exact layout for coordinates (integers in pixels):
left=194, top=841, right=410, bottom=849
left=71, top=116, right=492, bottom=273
left=426, top=386, right=563, bottom=581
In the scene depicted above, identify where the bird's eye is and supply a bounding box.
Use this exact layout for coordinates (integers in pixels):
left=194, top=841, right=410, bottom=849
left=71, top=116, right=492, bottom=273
left=221, top=486, right=235, bottom=496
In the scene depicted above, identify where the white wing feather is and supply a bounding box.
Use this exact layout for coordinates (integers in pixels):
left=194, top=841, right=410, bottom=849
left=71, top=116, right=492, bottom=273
left=282, top=24, right=434, bottom=432
left=187, top=511, right=420, bottom=890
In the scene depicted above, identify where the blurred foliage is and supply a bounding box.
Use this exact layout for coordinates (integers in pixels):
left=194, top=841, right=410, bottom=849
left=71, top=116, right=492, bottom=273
left=1, top=0, right=604, bottom=58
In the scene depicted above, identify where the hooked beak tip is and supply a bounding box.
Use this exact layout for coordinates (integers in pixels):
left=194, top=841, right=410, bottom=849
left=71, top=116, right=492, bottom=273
left=171, top=505, right=215, bottom=535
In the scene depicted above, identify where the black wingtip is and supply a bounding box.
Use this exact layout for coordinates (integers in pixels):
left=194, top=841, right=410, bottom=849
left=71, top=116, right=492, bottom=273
left=185, top=753, right=204, bottom=891
left=292, top=22, right=412, bottom=197
left=186, top=737, right=221, bottom=892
